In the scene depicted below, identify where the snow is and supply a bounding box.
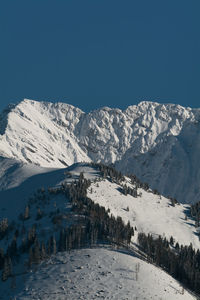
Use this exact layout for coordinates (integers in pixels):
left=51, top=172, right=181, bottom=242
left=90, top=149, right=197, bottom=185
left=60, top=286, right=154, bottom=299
left=1, top=97, right=200, bottom=298
left=0, top=161, right=199, bottom=249
left=0, top=248, right=195, bottom=300
left=0, top=99, right=90, bottom=168
left=1, top=99, right=200, bottom=203
left=0, top=160, right=66, bottom=220
left=0, top=157, right=57, bottom=190
left=0, top=162, right=199, bottom=299
left=89, top=178, right=200, bottom=249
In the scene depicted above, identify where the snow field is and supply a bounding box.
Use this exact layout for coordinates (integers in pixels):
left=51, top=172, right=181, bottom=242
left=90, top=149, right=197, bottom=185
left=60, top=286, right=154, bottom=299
left=1, top=248, right=195, bottom=300
left=88, top=179, right=200, bottom=249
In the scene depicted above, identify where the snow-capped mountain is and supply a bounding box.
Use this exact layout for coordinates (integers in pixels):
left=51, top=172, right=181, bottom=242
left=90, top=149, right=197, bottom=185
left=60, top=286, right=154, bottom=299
left=0, top=100, right=90, bottom=167
left=1, top=98, right=200, bottom=203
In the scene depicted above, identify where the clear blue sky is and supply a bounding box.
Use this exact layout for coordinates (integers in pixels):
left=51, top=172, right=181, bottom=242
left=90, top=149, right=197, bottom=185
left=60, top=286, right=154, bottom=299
left=0, top=0, right=199, bottom=112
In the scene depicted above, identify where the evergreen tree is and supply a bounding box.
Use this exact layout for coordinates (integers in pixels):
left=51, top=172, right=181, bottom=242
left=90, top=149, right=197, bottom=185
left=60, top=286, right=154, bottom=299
left=33, top=239, right=40, bottom=264
left=28, top=247, right=33, bottom=268
left=2, top=256, right=12, bottom=281
left=40, top=242, right=46, bottom=260
left=0, top=248, right=4, bottom=269
left=24, top=205, right=30, bottom=220
left=0, top=218, right=8, bottom=239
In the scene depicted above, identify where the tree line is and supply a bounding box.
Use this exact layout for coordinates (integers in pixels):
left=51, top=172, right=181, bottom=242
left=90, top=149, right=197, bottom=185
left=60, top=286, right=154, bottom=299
left=191, top=201, right=200, bottom=227
left=90, top=162, right=125, bottom=183
left=1, top=173, right=134, bottom=281
left=138, top=232, right=200, bottom=295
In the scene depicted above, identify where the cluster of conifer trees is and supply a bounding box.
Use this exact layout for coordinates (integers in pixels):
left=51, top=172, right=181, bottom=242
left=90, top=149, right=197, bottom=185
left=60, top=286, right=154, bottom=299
left=129, top=174, right=149, bottom=191
left=90, top=163, right=125, bottom=183
left=0, top=172, right=134, bottom=281
left=138, top=232, right=200, bottom=295
left=1, top=162, right=199, bottom=296
left=60, top=175, right=134, bottom=246
left=120, top=184, right=138, bottom=197
left=191, top=201, right=200, bottom=227
left=0, top=218, right=9, bottom=240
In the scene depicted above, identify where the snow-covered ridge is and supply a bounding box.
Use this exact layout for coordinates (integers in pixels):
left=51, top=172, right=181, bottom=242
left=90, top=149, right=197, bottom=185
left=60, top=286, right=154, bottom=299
left=0, top=162, right=199, bottom=250
left=4, top=248, right=194, bottom=300
left=0, top=162, right=198, bottom=299
left=1, top=98, right=200, bottom=203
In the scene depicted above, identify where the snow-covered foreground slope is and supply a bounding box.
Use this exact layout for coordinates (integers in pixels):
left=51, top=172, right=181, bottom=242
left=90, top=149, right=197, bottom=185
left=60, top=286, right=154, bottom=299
left=0, top=248, right=196, bottom=300
left=1, top=98, right=200, bottom=203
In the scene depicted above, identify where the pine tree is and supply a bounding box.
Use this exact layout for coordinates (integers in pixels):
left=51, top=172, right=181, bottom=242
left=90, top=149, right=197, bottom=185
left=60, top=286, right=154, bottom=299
left=40, top=242, right=46, bottom=260
left=8, top=237, right=17, bottom=258
left=170, top=236, right=174, bottom=246
left=24, top=205, right=30, bottom=220
left=0, top=218, right=8, bottom=239
left=47, top=238, right=51, bottom=256
left=33, top=240, right=40, bottom=264
left=28, top=247, right=33, bottom=268
left=53, top=237, right=57, bottom=255
left=2, top=256, right=12, bottom=281
left=36, top=208, right=42, bottom=220
left=0, top=248, right=4, bottom=269
left=51, top=236, right=56, bottom=255
left=59, top=229, right=66, bottom=252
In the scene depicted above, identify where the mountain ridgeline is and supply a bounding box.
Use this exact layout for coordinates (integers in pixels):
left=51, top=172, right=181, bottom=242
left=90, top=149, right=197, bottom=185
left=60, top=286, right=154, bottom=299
left=0, top=167, right=134, bottom=282
left=0, top=162, right=199, bottom=298
left=1, top=98, right=200, bottom=203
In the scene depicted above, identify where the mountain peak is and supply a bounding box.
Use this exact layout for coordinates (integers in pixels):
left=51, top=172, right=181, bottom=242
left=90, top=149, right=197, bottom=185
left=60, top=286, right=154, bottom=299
left=18, top=98, right=84, bottom=113
left=1, top=99, right=200, bottom=203
left=0, top=98, right=88, bottom=167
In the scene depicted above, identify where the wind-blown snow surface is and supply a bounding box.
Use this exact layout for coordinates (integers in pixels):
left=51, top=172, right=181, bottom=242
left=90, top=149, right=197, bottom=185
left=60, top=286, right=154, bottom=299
left=1, top=248, right=195, bottom=300
left=0, top=157, right=58, bottom=191
left=1, top=98, right=200, bottom=203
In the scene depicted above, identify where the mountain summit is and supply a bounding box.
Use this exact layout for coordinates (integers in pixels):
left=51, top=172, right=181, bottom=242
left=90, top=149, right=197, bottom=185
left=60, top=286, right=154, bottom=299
left=1, top=98, right=200, bottom=203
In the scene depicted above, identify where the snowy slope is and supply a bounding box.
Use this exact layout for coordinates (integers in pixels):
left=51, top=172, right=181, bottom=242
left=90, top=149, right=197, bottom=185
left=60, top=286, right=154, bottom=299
left=0, top=162, right=98, bottom=221
left=1, top=248, right=195, bottom=300
left=50, top=162, right=200, bottom=250
left=0, top=99, right=90, bottom=167
left=1, top=98, right=200, bottom=203
left=0, top=156, right=58, bottom=191
left=89, top=177, right=200, bottom=250
left=0, top=163, right=199, bottom=299
left=1, top=162, right=199, bottom=249
left=0, top=169, right=67, bottom=221
left=1, top=161, right=198, bottom=250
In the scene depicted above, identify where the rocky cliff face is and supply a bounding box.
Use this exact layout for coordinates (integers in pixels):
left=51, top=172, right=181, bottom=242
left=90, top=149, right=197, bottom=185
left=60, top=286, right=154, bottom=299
left=1, top=98, right=200, bottom=203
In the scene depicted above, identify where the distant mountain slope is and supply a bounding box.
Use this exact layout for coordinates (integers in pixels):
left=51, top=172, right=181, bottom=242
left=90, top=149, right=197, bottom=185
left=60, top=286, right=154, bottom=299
left=1, top=99, right=200, bottom=203
left=0, top=156, right=57, bottom=191
left=0, top=99, right=90, bottom=167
